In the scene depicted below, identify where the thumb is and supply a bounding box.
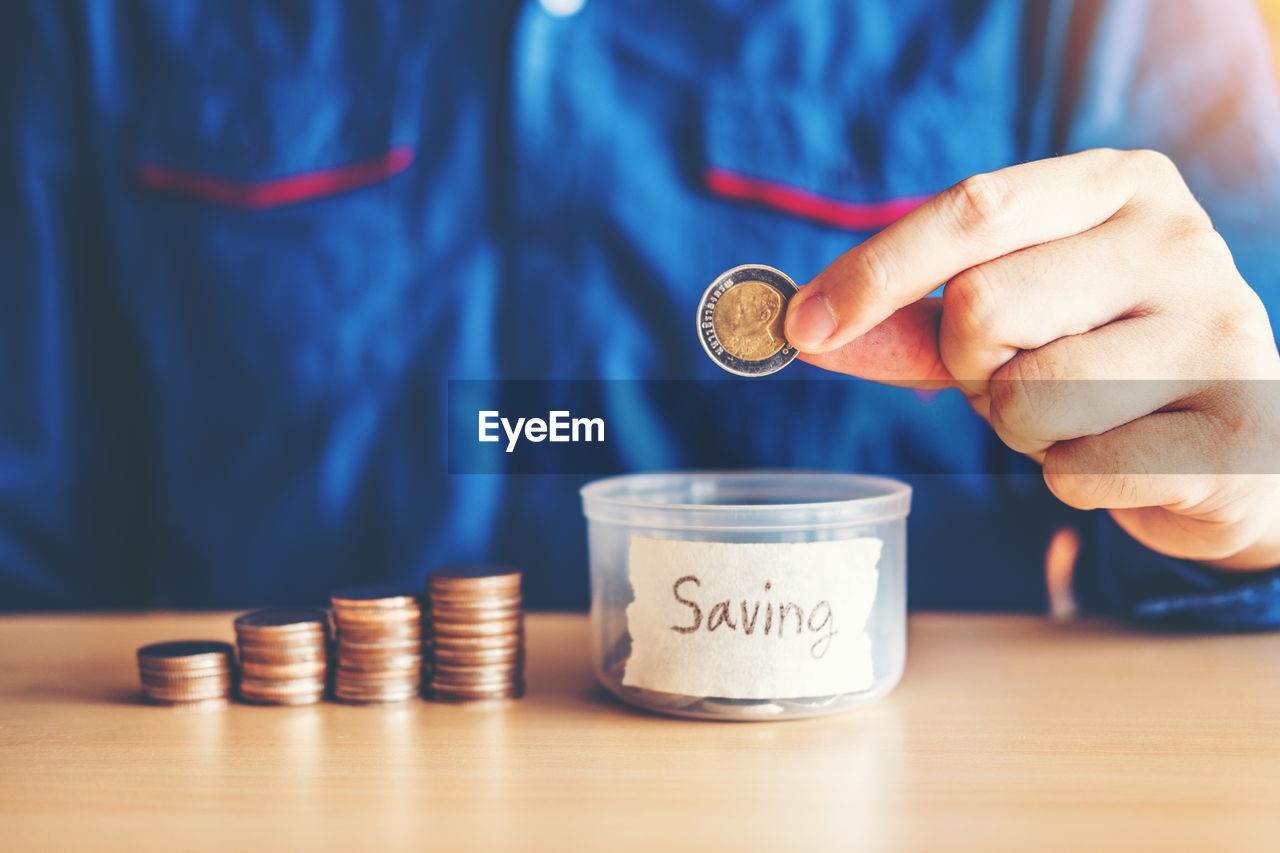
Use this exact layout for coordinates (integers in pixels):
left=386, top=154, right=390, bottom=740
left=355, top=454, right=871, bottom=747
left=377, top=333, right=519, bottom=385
left=795, top=297, right=953, bottom=388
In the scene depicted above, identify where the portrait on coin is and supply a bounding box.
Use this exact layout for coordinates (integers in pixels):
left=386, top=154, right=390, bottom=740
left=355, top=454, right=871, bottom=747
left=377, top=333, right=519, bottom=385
left=712, top=281, right=787, bottom=361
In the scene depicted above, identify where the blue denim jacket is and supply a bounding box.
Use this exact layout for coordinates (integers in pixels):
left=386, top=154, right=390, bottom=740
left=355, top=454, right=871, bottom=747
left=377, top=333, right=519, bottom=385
left=3, top=0, right=1280, bottom=620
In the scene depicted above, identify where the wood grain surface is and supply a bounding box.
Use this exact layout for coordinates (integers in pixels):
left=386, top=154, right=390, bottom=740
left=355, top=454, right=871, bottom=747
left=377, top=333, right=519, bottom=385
left=1, top=612, right=1278, bottom=852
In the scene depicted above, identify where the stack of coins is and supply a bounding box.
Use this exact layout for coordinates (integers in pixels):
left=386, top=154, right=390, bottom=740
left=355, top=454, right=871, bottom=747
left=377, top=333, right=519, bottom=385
left=234, top=608, right=330, bottom=705
left=428, top=566, right=525, bottom=701
left=331, top=586, right=425, bottom=704
left=137, top=641, right=234, bottom=707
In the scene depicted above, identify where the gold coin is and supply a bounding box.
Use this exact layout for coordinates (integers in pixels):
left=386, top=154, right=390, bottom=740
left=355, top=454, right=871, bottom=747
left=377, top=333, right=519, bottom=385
left=140, top=681, right=233, bottom=697
left=431, top=646, right=523, bottom=666
left=697, top=265, right=799, bottom=376
left=431, top=664, right=523, bottom=683
left=336, top=637, right=423, bottom=655
left=144, top=695, right=230, bottom=709
left=140, top=669, right=232, bottom=685
left=431, top=596, right=521, bottom=612
left=137, top=640, right=234, bottom=671
left=333, top=622, right=423, bottom=643
left=430, top=616, right=522, bottom=638
left=428, top=596, right=522, bottom=614
left=430, top=682, right=524, bottom=701
left=234, top=608, right=330, bottom=633
left=329, top=585, right=422, bottom=610
left=238, top=687, right=325, bottom=706
left=712, top=279, right=787, bottom=361
left=239, top=659, right=329, bottom=680
left=336, top=651, right=423, bottom=672
left=237, top=643, right=329, bottom=664
left=331, top=607, right=422, bottom=626
left=337, top=664, right=421, bottom=680
left=333, top=685, right=419, bottom=699
left=236, top=631, right=327, bottom=649
left=238, top=676, right=326, bottom=694
left=431, top=633, right=523, bottom=652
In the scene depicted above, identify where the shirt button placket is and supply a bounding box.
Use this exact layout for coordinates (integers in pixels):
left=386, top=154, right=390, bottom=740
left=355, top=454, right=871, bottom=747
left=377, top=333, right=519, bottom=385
left=505, top=2, right=591, bottom=374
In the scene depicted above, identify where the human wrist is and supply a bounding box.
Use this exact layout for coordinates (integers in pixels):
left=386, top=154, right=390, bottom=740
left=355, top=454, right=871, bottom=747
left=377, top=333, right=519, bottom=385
left=1202, top=519, right=1280, bottom=571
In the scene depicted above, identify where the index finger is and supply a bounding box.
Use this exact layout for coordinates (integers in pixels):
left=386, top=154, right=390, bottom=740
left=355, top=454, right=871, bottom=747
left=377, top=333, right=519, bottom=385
left=783, top=148, right=1160, bottom=355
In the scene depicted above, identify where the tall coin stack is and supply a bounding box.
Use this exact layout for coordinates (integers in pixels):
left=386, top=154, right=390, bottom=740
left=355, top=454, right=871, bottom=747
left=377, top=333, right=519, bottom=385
left=137, top=640, right=234, bottom=707
left=331, top=586, right=425, bottom=704
left=234, top=608, right=330, bottom=705
left=428, top=566, right=525, bottom=702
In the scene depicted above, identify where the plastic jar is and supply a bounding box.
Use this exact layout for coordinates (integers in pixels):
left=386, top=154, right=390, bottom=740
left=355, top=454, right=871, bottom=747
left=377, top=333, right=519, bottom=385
left=580, top=471, right=911, bottom=721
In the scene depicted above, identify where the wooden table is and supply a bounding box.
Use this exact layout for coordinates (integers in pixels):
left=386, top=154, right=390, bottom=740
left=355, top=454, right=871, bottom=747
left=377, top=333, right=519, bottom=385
left=2, top=613, right=1278, bottom=852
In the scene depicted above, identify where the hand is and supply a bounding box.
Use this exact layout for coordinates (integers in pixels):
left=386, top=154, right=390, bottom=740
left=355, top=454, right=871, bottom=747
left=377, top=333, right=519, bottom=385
left=785, top=149, right=1280, bottom=570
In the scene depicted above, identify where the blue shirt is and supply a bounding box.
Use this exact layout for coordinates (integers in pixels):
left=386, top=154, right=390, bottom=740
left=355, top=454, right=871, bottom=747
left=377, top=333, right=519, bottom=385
left=4, top=0, right=1280, bottom=623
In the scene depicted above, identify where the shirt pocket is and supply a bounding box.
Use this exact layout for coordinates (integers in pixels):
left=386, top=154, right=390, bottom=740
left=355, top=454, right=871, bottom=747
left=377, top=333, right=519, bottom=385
left=123, top=74, right=425, bottom=397
left=698, top=81, right=1017, bottom=233
left=133, top=76, right=419, bottom=208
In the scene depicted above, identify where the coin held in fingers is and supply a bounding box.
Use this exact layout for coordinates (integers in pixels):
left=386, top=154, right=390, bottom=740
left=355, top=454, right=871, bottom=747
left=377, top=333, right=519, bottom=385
left=697, top=264, right=799, bottom=377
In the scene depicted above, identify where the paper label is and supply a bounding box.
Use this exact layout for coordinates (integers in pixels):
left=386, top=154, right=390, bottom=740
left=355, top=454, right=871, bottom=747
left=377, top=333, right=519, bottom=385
left=623, top=536, right=882, bottom=699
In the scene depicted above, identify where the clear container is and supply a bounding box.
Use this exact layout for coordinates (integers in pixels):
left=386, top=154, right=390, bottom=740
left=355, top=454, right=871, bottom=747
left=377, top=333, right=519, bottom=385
left=580, top=471, right=911, bottom=721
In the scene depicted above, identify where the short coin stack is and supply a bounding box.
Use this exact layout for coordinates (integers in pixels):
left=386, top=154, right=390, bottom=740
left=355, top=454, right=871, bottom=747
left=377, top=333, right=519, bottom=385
left=331, top=586, right=425, bottom=704
left=137, top=640, right=234, bottom=707
left=234, top=608, right=330, bottom=705
left=428, top=566, right=525, bottom=701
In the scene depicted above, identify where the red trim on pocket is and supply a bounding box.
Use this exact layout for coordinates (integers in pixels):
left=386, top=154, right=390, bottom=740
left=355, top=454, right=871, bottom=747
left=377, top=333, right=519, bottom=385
left=705, top=167, right=926, bottom=231
left=138, top=145, right=415, bottom=209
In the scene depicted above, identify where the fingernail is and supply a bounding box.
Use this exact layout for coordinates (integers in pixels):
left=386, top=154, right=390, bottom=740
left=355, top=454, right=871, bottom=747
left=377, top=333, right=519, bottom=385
left=787, top=292, right=837, bottom=350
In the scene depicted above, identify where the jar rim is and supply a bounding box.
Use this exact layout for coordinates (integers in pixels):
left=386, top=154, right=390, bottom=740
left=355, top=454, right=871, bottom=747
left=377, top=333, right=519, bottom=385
left=580, top=470, right=911, bottom=531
